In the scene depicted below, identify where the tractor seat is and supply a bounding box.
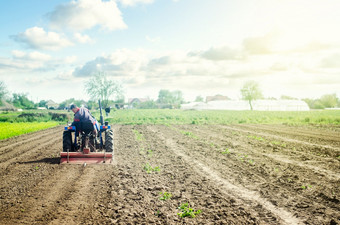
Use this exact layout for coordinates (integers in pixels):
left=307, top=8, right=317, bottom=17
left=79, top=121, right=95, bottom=135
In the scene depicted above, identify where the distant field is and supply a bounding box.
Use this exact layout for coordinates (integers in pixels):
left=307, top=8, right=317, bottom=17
left=98, top=109, right=340, bottom=126
left=0, top=122, right=59, bottom=140
left=0, top=110, right=71, bottom=123
left=0, top=109, right=339, bottom=140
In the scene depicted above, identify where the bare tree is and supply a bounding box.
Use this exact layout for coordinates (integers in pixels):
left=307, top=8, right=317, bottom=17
left=240, top=81, right=263, bottom=110
left=84, top=73, right=123, bottom=109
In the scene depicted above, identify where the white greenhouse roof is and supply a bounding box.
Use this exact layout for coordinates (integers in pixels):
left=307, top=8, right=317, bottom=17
left=181, top=100, right=310, bottom=111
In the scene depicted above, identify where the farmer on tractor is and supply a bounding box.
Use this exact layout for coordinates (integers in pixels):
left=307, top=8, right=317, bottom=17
left=70, top=104, right=99, bottom=135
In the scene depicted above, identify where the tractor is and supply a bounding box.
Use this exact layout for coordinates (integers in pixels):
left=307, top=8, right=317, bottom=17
left=60, top=100, right=113, bottom=164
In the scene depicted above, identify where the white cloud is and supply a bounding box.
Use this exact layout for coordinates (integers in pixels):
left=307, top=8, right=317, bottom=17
left=12, top=50, right=51, bottom=61
left=68, top=43, right=340, bottom=100
left=47, top=0, right=127, bottom=31
left=0, top=50, right=77, bottom=74
left=0, top=56, right=46, bottom=71
left=190, top=46, right=245, bottom=61
left=117, top=0, right=154, bottom=7
left=320, top=53, right=340, bottom=68
left=73, top=33, right=94, bottom=44
left=11, top=27, right=73, bottom=51
left=242, top=33, right=276, bottom=55
left=64, top=55, right=77, bottom=64
left=73, top=48, right=149, bottom=77
left=55, top=71, right=74, bottom=80
left=146, top=35, right=160, bottom=43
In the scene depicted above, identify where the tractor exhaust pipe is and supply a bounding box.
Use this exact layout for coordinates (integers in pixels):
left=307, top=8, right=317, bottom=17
left=98, top=100, right=104, bottom=126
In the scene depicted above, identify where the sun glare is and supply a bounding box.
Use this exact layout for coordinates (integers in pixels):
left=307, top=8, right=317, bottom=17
left=251, top=0, right=339, bottom=52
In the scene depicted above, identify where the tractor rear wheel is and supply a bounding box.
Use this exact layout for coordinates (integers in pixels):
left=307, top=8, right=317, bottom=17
left=105, top=129, right=114, bottom=152
left=63, top=131, right=73, bottom=152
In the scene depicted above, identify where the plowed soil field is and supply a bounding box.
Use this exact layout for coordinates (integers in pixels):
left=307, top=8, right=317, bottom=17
left=0, top=124, right=339, bottom=225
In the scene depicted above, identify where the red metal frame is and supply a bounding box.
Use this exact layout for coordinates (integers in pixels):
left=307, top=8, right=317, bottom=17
left=60, top=151, right=113, bottom=164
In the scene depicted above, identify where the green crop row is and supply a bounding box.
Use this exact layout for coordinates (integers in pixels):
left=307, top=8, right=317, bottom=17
left=0, top=122, right=60, bottom=140
left=93, top=109, right=340, bottom=126
left=0, top=110, right=72, bottom=123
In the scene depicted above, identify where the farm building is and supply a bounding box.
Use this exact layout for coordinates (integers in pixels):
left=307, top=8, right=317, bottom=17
left=128, top=98, right=149, bottom=105
left=181, top=100, right=310, bottom=111
left=206, top=95, right=230, bottom=102
left=45, top=100, right=59, bottom=109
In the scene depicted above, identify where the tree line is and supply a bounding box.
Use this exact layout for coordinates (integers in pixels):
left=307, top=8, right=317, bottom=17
left=0, top=79, right=339, bottom=110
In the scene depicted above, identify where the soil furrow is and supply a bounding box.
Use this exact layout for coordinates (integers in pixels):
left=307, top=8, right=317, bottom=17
left=184, top=124, right=340, bottom=181
left=216, top=124, right=340, bottom=159
left=0, top=126, right=62, bottom=151
left=0, top=124, right=339, bottom=224
left=0, top=127, right=61, bottom=163
left=156, top=125, right=339, bottom=224
left=146, top=125, right=301, bottom=225
left=0, top=166, right=83, bottom=224
left=237, top=124, right=340, bottom=145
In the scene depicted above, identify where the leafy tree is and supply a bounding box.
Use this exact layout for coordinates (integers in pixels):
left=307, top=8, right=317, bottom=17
left=85, top=73, right=123, bottom=109
left=302, top=98, right=324, bottom=109
left=38, top=100, right=48, bottom=108
left=303, top=94, right=339, bottom=109
left=319, top=93, right=338, bottom=108
left=11, top=93, right=35, bottom=109
left=157, top=89, right=184, bottom=108
left=171, top=90, right=184, bottom=106
left=313, top=100, right=325, bottom=109
left=240, top=81, right=263, bottom=110
left=58, top=98, right=87, bottom=110
left=86, top=100, right=97, bottom=110
left=157, top=89, right=172, bottom=104
left=194, top=96, right=204, bottom=102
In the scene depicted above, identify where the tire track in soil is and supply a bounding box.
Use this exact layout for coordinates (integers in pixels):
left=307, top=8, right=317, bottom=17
left=214, top=124, right=340, bottom=181
left=0, top=126, right=67, bottom=221
left=0, top=126, right=117, bottom=225
left=222, top=125, right=340, bottom=157
left=1, top=124, right=338, bottom=224
left=0, top=127, right=63, bottom=207
left=154, top=125, right=339, bottom=224
left=174, top=126, right=339, bottom=223
left=0, top=126, right=62, bottom=165
left=0, top=137, right=61, bottom=182
left=0, top=166, right=83, bottom=224
left=237, top=124, right=340, bottom=146
left=185, top=125, right=340, bottom=181
left=135, top=125, right=265, bottom=224
left=101, top=125, right=263, bottom=224
left=146, top=125, right=301, bottom=225
left=0, top=126, right=61, bottom=153
left=211, top=124, right=340, bottom=172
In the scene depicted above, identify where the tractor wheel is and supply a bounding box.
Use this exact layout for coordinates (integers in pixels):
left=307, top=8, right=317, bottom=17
left=105, top=129, right=114, bottom=152
left=63, top=131, right=73, bottom=152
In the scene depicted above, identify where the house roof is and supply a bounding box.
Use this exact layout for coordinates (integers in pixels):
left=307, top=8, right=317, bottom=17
left=128, top=98, right=149, bottom=104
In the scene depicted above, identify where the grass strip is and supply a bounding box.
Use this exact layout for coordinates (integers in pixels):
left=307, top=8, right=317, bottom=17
left=0, top=122, right=59, bottom=140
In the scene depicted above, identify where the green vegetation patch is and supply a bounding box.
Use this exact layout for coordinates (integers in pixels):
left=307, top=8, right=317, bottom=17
left=0, top=122, right=59, bottom=140
left=143, top=163, right=160, bottom=174
left=159, top=192, right=172, bottom=201
left=0, top=110, right=71, bottom=123
left=177, top=203, right=201, bottom=218
left=98, top=109, right=340, bottom=125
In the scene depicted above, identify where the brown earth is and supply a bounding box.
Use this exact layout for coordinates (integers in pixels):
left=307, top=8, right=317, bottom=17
left=0, top=124, right=339, bottom=225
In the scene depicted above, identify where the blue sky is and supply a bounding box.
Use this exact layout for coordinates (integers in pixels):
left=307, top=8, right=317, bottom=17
left=1, top=0, right=340, bottom=103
